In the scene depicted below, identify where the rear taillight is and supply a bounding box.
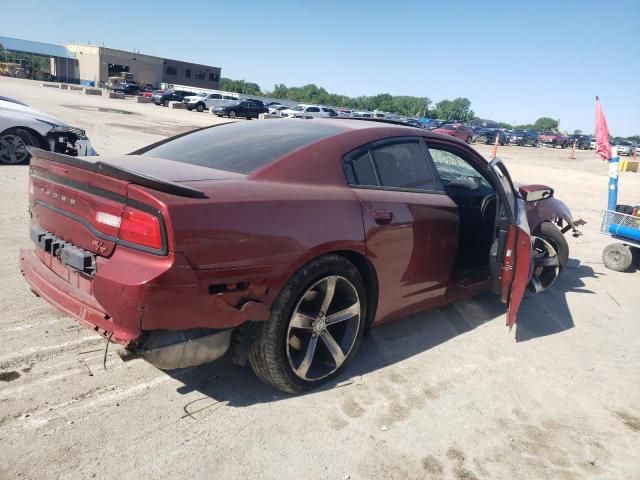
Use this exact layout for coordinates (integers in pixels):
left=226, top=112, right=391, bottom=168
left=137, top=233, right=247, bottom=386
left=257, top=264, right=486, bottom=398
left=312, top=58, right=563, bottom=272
left=118, top=207, right=162, bottom=250
left=95, top=207, right=163, bottom=251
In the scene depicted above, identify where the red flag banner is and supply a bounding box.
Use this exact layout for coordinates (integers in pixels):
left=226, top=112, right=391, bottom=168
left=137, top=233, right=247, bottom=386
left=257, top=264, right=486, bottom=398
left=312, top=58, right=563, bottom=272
left=594, top=97, right=611, bottom=161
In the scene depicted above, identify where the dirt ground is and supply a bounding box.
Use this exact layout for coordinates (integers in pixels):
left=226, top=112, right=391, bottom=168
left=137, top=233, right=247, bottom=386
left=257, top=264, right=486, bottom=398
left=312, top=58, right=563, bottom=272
left=1, top=76, right=639, bottom=480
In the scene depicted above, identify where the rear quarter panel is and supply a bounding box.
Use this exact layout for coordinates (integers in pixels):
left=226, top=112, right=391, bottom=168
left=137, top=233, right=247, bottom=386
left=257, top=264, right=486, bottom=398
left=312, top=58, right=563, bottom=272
left=164, top=180, right=365, bottom=270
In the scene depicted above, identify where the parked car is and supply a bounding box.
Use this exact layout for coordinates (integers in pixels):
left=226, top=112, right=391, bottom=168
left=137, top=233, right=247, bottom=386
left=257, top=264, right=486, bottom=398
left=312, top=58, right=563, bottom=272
left=20, top=119, right=578, bottom=393
left=473, top=128, right=508, bottom=145
left=0, top=96, right=96, bottom=164
left=431, top=123, right=474, bottom=143
left=567, top=135, right=591, bottom=150
left=281, top=105, right=336, bottom=119
left=213, top=99, right=268, bottom=119
left=539, top=131, right=569, bottom=148
left=268, top=105, right=290, bottom=116
left=184, top=92, right=240, bottom=112
left=154, top=90, right=196, bottom=107
left=508, top=129, right=540, bottom=147
left=590, top=138, right=597, bottom=150
left=142, top=89, right=163, bottom=98
left=110, top=83, right=140, bottom=95
left=614, top=141, right=636, bottom=156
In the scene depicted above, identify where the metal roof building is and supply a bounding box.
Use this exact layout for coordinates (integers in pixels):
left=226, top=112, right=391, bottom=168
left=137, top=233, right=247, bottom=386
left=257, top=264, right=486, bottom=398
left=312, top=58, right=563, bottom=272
left=0, top=36, right=78, bottom=83
left=0, top=36, right=75, bottom=60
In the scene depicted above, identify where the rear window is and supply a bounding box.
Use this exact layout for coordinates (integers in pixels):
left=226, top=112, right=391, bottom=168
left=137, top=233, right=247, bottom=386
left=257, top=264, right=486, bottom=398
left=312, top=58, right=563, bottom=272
left=141, top=121, right=344, bottom=174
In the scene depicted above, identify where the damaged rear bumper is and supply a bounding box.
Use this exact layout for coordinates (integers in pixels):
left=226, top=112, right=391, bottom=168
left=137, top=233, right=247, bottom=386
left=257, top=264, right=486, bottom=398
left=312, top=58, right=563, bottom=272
left=19, top=245, right=272, bottom=349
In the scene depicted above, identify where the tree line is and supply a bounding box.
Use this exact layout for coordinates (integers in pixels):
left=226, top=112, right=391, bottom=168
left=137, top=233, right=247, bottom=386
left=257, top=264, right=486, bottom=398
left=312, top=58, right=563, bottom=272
left=219, top=77, right=637, bottom=140
left=218, top=78, right=474, bottom=120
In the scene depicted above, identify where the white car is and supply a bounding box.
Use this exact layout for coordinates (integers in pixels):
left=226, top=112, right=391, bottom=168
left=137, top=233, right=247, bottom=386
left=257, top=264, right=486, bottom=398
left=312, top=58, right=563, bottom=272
left=590, top=138, right=597, bottom=150
left=615, top=141, right=636, bottom=156
left=184, top=92, right=240, bottom=112
left=281, top=105, right=336, bottom=119
left=0, top=96, right=96, bottom=165
left=268, top=105, right=290, bottom=116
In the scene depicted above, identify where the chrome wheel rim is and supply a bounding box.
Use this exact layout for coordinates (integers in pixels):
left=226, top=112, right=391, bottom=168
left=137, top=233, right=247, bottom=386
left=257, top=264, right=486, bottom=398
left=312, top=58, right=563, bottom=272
left=529, top=236, right=560, bottom=293
left=286, top=275, right=361, bottom=381
left=229, top=111, right=236, bottom=118
left=0, top=134, right=29, bottom=164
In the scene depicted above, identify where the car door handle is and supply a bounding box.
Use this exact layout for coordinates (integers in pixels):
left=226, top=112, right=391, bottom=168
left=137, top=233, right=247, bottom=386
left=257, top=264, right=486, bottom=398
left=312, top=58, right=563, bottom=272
left=373, top=210, right=393, bottom=224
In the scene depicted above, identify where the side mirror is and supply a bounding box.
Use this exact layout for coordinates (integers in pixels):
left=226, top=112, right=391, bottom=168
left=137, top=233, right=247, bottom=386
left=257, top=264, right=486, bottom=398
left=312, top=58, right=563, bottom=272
left=519, top=184, right=554, bottom=202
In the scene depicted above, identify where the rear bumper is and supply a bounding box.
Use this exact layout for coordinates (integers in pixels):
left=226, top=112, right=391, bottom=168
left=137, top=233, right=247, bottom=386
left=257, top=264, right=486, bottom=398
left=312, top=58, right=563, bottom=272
left=20, top=245, right=272, bottom=346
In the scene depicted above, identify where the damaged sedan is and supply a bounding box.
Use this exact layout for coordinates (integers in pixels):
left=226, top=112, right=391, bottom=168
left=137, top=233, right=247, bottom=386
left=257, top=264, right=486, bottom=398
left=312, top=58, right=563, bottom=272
left=0, top=96, right=95, bottom=164
left=20, top=119, right=579, bottom=393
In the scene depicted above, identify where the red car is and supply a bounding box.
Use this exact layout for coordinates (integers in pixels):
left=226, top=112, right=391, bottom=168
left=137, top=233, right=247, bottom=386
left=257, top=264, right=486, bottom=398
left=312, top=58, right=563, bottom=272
left=20, top=119, right=579, bottom=393
left=141, top=89, right=164, bottom=98
left=539, top=131, right=569, bottom=148
left=431, top=123, right=474, bottom=143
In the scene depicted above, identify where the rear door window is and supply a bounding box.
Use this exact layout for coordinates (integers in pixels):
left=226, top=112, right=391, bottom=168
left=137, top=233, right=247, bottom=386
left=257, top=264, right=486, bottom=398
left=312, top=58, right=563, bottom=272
left=371, top=141, right=437, bottom=191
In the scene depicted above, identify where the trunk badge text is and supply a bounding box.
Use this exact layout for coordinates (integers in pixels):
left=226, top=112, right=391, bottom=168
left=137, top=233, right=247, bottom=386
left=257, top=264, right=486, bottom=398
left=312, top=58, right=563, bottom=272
left=40, top=187, right=76, bottom=205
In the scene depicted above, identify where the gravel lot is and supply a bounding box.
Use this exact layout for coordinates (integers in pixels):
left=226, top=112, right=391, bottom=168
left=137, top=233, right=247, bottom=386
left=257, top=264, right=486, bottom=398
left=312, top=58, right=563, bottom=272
left=1, top=77, right=639, bottom=480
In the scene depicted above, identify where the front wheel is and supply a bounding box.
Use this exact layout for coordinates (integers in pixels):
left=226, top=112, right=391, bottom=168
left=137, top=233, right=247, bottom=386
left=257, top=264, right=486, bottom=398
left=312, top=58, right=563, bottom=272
left=196, top=103, right=204, bottom=112
left=0, top=130, right=39, bottom=165
left=528, top=222, right=568, bottom=293
left=162, top=99, right=169, bottom=107
left=249, top=255, right=366, bottom=393
left=228, top=110, right=237, bottom=118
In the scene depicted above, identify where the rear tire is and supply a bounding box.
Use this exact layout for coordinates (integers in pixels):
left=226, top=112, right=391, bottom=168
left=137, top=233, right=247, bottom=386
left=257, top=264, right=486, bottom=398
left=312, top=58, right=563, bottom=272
left=249, top=255, right=367, bottom=393
left=602, top=243, right=633, bottom=272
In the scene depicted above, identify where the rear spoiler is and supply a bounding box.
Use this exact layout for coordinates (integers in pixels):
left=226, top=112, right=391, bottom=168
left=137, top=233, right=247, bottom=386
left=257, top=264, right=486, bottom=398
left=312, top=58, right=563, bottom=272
left=28, top=148, right=207, bottom=199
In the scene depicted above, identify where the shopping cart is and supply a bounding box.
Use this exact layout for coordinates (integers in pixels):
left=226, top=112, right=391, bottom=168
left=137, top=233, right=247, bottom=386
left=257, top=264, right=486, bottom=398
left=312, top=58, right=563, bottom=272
left=600, top=208, right=640, bottom=271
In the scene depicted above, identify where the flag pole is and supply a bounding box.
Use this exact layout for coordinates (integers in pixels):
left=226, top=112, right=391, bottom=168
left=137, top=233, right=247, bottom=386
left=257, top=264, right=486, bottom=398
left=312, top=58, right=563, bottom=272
left=608, top=145, right=619, bottom=211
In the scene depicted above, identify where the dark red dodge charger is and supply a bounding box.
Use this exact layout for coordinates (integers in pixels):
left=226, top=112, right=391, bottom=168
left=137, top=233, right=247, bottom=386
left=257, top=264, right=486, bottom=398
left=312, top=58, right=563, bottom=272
left=20, top=119, right=578, bottom=393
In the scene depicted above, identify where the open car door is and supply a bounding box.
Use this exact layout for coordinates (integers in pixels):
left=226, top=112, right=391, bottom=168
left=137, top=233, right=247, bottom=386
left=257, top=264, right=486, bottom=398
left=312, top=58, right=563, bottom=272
left=488, top=158, right=532, bottom=329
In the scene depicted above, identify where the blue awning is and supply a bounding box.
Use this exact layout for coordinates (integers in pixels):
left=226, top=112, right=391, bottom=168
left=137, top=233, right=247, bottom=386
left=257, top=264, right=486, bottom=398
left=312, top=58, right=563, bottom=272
left=0, top=36, right=75, bottom=60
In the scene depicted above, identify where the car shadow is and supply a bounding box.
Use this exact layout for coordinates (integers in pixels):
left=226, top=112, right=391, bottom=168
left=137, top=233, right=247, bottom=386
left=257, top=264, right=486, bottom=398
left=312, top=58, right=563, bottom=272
left=167, top=258, right=597, bottom=407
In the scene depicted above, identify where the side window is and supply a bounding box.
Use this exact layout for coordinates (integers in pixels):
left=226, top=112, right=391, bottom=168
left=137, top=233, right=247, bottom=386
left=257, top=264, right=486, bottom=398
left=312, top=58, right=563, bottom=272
left=428, top=148, right=492, bottom=190
left=343, top=151, right=378, bottom=187
left=307, top=107, right=320, bottom=112
left=371, top=142, right=436, bottom=191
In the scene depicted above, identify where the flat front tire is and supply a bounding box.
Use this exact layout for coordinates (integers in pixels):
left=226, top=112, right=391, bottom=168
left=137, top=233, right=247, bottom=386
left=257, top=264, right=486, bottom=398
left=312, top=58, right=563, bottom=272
left=249, top=255, right=367, bottom=393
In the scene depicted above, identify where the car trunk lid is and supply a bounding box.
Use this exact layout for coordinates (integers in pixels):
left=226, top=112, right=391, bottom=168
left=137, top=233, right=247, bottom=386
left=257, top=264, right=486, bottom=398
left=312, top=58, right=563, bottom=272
left=27, top=149, right=222, bottom=259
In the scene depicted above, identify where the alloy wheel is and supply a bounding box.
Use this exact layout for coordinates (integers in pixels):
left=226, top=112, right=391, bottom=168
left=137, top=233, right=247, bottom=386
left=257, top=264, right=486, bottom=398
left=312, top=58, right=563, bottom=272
left=529, top=236, right=560, bottom=292
left=286, top=275, right=361, bottom=381
left=0, top=134, right=29, bottom=164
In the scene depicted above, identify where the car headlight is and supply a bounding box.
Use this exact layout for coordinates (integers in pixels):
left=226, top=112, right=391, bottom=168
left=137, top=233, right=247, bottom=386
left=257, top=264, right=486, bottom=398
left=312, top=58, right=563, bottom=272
left=37, top=119, right=86, bottom=138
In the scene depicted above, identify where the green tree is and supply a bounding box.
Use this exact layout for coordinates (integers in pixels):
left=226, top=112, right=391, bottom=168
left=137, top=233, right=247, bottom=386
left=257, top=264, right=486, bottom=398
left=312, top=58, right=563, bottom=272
left=435, top=98, right=474, bottom=122
left=499, top=122, right=513, bottom=130
left=533, top=117, right=559, bottom=131
left=573, top=129, right=583, bottom=134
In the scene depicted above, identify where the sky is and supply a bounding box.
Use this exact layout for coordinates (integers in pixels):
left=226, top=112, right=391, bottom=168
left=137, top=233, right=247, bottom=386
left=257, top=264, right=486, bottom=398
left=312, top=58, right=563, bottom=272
left=2, top=0, right=639, bottom=135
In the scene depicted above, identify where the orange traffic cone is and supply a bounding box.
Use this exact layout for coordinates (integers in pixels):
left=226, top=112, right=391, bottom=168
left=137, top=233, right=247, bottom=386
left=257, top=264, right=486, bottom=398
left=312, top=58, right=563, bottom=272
left=568, top=140, right=577, bottom=159
left=491, top=132, right=499, bottom=158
